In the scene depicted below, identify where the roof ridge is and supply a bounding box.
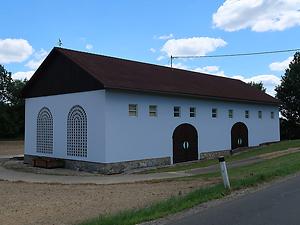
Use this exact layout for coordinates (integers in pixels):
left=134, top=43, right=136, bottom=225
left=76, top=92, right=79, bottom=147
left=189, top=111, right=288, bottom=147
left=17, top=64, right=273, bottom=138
left=54, top=47, right=244, bottom=83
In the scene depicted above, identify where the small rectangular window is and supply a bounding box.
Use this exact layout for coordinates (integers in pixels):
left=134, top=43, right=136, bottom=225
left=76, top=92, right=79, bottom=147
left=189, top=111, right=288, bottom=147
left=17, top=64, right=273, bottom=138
left=190, top=107, right=196, bottom=117
left=258, top=110, right=262, bottom=119
left=129, top=104, right=138, bottom=116
left=174, top=106, right=181, bottom=117
left=212, top=108, right=217, bottom=118
left=149, top=105, right=157, bottom=117
left=271, top=111, right=274, bottom=119
left=245, top=110, right=249, bottom=118
left=228, top=109, right=233, bottom=118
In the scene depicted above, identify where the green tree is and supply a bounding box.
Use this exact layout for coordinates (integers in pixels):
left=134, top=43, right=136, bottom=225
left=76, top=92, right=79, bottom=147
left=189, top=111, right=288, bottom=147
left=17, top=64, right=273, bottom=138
left=0, top=65, right=27, bottom=138
left=0, top=65, right=13, bottom=103
left=275, top=52, right=300, bottom=139
left=248, top=81, right=266, bottom=93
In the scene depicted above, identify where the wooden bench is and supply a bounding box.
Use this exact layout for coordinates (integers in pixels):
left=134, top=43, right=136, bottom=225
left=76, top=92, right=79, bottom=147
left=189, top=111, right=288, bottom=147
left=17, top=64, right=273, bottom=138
left=32, top=157, right=65, bottom=169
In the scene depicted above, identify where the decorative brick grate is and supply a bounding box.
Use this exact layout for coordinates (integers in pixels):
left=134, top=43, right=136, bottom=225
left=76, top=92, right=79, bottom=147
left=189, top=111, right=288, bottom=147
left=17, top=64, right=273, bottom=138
left=67, top=105, right=87, bottom=157
left=36, top=107, right=53, bottom=154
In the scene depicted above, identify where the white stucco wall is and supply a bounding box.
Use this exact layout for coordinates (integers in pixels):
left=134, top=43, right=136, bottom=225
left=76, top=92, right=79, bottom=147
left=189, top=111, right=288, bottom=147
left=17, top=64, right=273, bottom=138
left=25, top=89, right=280, bottom=164
left=104, top=90, right=280, bottom=163
left=24, top=90, right=106, bottom=163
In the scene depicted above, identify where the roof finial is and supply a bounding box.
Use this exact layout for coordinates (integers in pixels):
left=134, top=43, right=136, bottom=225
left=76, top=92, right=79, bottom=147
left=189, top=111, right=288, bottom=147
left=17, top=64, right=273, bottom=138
left=57, top=38, right=63, bottom=47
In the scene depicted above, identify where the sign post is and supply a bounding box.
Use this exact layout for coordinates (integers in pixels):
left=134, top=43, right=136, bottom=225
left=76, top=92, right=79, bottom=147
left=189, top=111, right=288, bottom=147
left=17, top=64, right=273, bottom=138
left=219, top=156, right=230, bottom=189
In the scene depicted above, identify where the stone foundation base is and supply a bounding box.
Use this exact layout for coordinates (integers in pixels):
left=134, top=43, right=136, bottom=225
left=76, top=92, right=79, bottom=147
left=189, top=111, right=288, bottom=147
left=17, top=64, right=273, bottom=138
left=200, top=149, right=231, bottom=160
left=200, top=146, right=256, bottom=160
left=24, top=155, right=171, bottom=174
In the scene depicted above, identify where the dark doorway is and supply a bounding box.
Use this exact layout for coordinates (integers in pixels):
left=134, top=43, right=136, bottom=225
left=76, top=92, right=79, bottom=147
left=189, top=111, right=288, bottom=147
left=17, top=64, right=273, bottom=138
left=172, top=123, right=198, bottom=163
left=231, top=122, right=248, bottom=149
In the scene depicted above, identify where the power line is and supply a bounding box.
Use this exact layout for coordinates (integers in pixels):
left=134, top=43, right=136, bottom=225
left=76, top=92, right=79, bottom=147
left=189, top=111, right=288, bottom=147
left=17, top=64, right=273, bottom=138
left=170, top=48, right=300, bottom=67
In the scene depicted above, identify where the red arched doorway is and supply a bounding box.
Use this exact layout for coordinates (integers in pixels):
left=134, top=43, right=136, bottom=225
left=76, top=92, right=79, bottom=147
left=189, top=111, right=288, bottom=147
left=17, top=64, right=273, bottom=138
left=231, top=122, right=248, bottom=150
left=172, top=123, right=198, bottom=163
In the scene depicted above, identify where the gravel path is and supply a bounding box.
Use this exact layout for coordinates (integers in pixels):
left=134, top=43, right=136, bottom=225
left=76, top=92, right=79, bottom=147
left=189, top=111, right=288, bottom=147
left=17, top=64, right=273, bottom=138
left=0, top=142, right=219, bottom=225
left=0, top=140, right=23, bottom=156
left=1, top=141, right=298, bottom=225
left=0, top=141, right=219, bottom=225
left=0, top=179, right=216, bottom=225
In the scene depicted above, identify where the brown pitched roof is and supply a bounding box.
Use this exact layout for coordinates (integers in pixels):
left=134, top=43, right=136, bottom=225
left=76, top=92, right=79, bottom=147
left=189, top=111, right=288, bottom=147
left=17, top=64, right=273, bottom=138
left=22, top=47, right=279, bottom=105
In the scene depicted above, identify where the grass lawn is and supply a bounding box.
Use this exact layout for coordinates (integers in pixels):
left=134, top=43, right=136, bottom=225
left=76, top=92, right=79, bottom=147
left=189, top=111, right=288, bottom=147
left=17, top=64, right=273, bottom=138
left=79, top=140, right=300, bottom=225
left=141, top=139, right=300, bottom=174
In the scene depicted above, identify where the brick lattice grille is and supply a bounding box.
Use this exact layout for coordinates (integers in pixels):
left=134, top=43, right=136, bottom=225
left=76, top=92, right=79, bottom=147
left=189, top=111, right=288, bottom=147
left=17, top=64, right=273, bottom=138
left=67, top=105, right=87, bottom=157
left=36, top=107, right=53, bottom=154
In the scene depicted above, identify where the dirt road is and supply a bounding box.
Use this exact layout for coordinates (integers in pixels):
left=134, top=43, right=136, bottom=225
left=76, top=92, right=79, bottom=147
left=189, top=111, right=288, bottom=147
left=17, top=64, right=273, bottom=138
left=0, top=179, right=214, bottom=225
left=0, top=141, right=23, bottom=156
left=0, top=141, right=217, bottom=225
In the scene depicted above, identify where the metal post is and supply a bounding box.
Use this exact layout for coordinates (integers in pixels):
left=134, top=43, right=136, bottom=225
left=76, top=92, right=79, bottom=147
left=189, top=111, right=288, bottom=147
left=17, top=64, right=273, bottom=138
left=219, top=156, right=230, bottom=189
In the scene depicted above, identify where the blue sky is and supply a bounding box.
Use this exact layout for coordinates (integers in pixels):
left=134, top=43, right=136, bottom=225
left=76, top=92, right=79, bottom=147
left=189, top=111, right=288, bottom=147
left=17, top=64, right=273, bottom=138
left=1, top=0, right=300, bottom=95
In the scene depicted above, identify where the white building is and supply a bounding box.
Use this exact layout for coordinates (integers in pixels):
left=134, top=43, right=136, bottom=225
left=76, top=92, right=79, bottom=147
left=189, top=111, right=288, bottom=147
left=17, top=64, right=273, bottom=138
left=22, top=48, right=280, bottom=173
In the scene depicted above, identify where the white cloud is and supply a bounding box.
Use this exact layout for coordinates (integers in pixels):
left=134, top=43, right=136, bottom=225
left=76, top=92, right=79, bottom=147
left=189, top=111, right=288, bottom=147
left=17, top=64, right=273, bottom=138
left=0, top=38, right=33, bottom=64
left=150, top=48, right=156, bottom=53
left=213, top=0, right=300, bottom=32
left=269, top=56, right=293, bottom=71
left=156, top=55, right=165, bottom=61
left=15, top=49, right=48, bottom=79
left=165, top=61, right=280, bottom=96
left=161, top=37, right=227, bottom=57
left=85, top=44, right=93, bottom=50
left=165, top=62, right=225, bottom=76
left=25, top=49, right=48, bottom=70
left=232, top=74, right=280, bottom=96
left=12, top=71, right=35, bottom=80
left=157, top=33, right=174, bottom=40
left=193, top=65, right=225, bottom=76
left=168, top=62, right=188, bottom=70
left=232, top=74, right=280, bottom=86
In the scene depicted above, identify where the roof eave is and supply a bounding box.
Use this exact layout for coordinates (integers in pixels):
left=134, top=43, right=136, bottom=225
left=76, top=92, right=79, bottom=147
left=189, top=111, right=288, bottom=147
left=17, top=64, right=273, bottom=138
left=105, top=86, right=280, bottom=106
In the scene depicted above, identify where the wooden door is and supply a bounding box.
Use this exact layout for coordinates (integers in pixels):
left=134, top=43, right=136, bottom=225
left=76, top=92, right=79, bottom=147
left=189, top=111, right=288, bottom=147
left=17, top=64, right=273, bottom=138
left=231, top=122, right=248, bottom=149
left=173, top=124, right=198, bottom=163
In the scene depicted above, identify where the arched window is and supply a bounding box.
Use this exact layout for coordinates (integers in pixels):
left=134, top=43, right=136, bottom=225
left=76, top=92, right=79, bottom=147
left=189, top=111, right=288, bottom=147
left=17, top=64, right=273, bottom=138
left=37, top=107, right=53, bottom=154
left=67, top=105, right=87, bottom=157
